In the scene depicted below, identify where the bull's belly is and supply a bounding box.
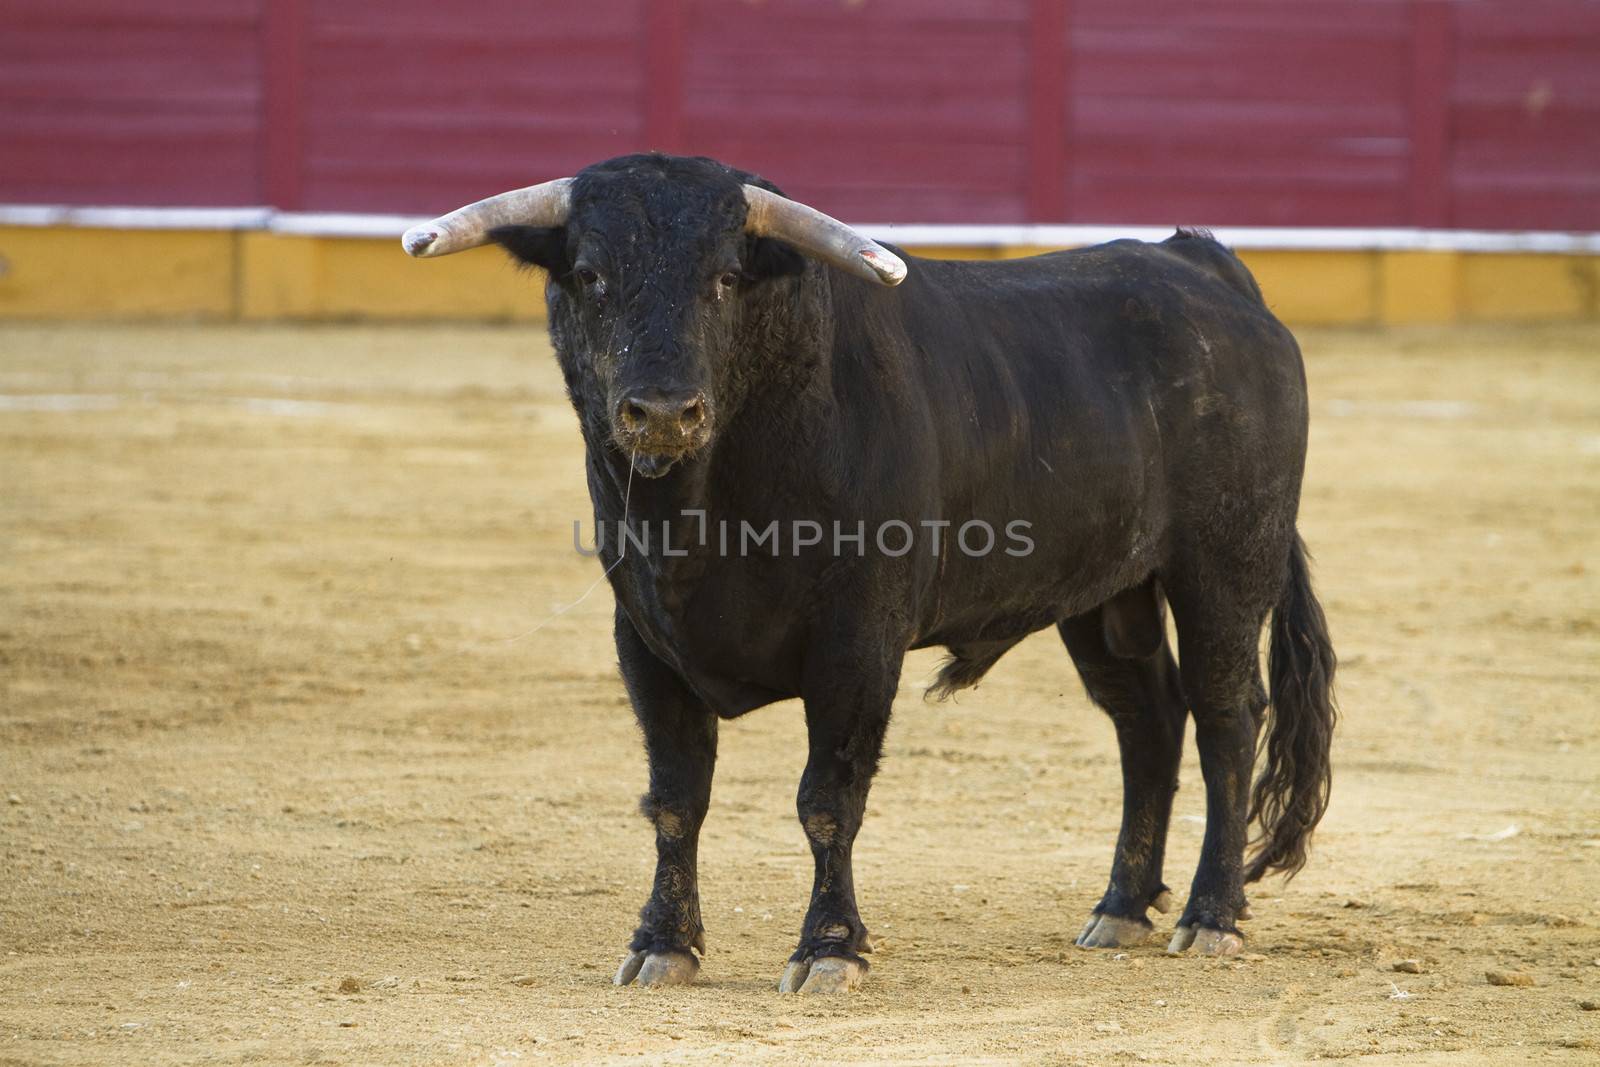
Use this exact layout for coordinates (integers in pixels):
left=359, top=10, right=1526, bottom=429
left=910, top=512, right=1162, bottom=647
left=614, top=485, right=1163, bottom=712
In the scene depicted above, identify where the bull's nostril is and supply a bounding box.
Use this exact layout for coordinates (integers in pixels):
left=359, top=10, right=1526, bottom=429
left=679, top=398, right=706, bottom=430
left=620, top=400, right=648, bottom=430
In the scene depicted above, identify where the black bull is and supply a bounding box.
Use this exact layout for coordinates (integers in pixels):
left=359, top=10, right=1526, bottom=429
left=409, top=154, right=1336, bottom=993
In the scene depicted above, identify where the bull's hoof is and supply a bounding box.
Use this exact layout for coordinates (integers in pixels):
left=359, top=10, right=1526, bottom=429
left=1166, top=924, right=1244, bottom=956
left=777, top=955, right=866, bottom=994
left=1075, top=912, right=1154, bottom=949
left=613, top=949, right=699, bottom=987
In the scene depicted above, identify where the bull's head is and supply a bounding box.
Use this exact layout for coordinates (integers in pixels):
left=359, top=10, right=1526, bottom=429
left=403, top=155, right=905, bottom=478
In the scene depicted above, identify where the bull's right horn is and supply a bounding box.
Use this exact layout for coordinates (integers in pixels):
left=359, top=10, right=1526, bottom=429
left=401, top=177, right=574, bottom=258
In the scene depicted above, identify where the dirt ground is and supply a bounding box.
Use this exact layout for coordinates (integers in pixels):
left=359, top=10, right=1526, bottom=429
left=2, top=320, right=1597, bottom=1066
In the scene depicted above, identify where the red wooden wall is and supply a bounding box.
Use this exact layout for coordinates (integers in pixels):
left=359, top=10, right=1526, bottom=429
left=1, top=0, right=263, bottom=207
left=2, top=0, right=1596, bottom=229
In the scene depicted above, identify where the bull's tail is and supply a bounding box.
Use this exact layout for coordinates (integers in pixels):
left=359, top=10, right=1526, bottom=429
left=1244, top=533, right=1337, bottom=883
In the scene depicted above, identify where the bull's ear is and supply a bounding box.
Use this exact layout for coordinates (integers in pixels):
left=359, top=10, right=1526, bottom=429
left=487, top=225, right=569, bottom=274
left=745, top=236, right=806, bottom=282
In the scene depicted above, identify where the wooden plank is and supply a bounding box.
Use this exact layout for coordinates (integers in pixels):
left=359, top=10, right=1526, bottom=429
left=295, top=0, right=646, bottom=211
left=1067, top=2, right=1413, bottom=226
left=0, top=2, right=262, bottom=206
left=1447, top=0, right=1600, bottom=230
left=677, top=0, right=1030, bottom=222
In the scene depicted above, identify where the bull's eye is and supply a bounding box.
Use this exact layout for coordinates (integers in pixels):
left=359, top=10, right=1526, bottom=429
left=574, top=266, right=606, bottom=307
left=718, top=272, right=739, bottom=289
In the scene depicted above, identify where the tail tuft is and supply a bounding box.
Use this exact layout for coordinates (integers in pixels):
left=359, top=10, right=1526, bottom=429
left=1245, top=534, right=1337, bottom=882
left=925, top=641, right=1017, bottom=701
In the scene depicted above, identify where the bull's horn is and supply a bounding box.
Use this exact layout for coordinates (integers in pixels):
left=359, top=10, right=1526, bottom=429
left=401, top=178, right=574, bottom=258
left=742, top=185, right=906, bottom=286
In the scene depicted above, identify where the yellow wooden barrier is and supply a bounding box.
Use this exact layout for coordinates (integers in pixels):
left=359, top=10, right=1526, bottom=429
left=0, top=226, right=236, bottom=319
left=1, top=225, right=1595, bottom=325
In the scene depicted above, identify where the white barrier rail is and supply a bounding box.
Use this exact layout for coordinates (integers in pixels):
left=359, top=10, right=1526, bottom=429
left=3, top=204, right=1598, bottom=255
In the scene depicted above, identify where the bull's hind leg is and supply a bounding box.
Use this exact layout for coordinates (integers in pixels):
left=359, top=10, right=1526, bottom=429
left=1060, top=581, right=1189, bottom=949
left=777, top=643, right=901, bottom=994
left=612, top=608, right=718, bottom=987
left=1162, top=580, right=1272, bottom=956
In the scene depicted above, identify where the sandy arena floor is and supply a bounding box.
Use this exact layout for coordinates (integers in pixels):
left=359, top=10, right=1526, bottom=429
left=2, top=321, right=1597, bottom=1066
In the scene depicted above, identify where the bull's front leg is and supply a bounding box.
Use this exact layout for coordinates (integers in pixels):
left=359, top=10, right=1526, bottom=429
left=612, top=607, right=718, bottom=987
left=778, top=645, right=902, bottom=994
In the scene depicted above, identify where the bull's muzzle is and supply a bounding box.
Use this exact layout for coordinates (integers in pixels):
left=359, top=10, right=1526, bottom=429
left=613, top=389, right=712, bottom=477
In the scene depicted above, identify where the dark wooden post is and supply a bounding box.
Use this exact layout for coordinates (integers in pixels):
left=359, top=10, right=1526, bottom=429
left=261, top=0, right=308, bottom=211
left=645, top=0, right=686, bottom=154
left=1027, top=0, right=1070, bottom=223
left=1408, top=0, right=1454, bottom=229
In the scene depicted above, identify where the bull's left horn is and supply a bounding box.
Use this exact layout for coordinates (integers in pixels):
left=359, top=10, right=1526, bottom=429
left=742, top=185, right=906, bottom=286
left=401, top=177, right=574, bottom=258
